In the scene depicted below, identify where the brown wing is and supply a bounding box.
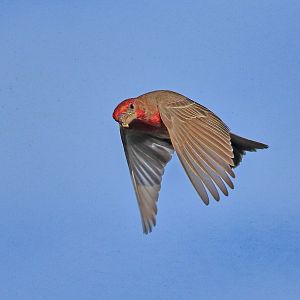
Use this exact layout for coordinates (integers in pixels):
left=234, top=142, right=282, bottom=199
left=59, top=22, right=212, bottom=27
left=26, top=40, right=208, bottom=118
left=158, top=97, right=235, bottom=205
left=120, top=126, right=174, bottom=233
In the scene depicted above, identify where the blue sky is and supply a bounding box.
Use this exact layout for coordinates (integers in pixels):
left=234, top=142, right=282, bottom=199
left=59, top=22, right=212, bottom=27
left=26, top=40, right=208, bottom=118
left=1, top=1, right=299, bottom=299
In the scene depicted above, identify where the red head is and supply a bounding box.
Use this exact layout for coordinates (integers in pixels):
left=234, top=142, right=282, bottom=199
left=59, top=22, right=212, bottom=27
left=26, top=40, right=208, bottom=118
left=113, top=98, right=162, bottom=128
left=113, top=98, right=142, bottom=127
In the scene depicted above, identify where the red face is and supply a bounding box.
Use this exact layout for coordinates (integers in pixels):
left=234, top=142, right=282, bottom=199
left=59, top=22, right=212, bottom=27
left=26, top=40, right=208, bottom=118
left=113, top=99, right=133, bottom=122
left=113, top=98, right=162, bottom=128
left=112, top=99, right=142, bottom=127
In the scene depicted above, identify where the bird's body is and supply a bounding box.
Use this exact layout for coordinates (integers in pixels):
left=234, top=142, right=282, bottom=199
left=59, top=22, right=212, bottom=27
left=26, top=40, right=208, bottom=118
left=113, top=90, right=268, bottom=233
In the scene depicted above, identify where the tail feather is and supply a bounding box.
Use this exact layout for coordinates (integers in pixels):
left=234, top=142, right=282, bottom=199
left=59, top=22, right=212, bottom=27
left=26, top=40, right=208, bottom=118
left=230, top=133, right=268, bottom=168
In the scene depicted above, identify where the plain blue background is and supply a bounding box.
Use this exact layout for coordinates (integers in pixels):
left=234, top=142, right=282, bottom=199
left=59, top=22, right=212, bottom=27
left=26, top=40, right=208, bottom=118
left=1, top=1, right=299, bottom=299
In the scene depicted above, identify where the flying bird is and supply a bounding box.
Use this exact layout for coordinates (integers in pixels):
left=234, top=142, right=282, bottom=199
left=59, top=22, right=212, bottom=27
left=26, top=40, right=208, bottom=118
left=113, top=90, right=268, bottom=233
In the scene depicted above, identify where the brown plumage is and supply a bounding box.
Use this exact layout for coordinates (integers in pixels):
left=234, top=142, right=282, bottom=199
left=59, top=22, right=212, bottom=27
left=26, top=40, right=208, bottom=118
left=113, top=90, right=268, bottom=233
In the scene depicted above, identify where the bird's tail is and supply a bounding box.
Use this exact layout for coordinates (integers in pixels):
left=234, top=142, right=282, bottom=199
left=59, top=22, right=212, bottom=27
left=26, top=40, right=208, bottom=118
left=230, top=133, right=268, bottom=168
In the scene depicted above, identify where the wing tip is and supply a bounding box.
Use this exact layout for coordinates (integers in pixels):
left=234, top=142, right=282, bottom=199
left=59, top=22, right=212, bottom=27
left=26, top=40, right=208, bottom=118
left=142, top=223, right=156, bottom=234
left=142, top=215, right=157, bottom=234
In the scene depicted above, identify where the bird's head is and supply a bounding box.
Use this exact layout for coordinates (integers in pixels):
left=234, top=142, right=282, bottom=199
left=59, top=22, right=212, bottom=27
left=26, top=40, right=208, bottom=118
left=113, top=98, right=162, bottom=128
left=113, top=98, right=144, bottom=128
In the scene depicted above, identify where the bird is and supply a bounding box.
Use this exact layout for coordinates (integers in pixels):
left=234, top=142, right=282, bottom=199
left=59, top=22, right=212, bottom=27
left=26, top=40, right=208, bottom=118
left=112, top=90, right=268, bottom=234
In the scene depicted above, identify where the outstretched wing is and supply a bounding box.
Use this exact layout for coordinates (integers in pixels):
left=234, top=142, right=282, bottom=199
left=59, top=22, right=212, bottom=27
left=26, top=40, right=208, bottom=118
left=120, top=127, right=174, bottom=233
left=159, top=97, right=235, bottom=205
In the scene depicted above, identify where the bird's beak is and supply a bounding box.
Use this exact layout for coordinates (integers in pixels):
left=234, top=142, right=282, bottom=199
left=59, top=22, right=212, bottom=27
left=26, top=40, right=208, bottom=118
left=119, top=113, right=136, bottom=128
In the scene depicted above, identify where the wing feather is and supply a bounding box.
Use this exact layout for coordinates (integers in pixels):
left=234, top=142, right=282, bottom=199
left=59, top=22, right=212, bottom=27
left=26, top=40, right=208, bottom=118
left=159, top=97, right=235, bottom=204
left=183, top=137, right=229, bottom=196
left=174, top=131, right=220, bottom=200
left=120, top=127, right=174, bottom=233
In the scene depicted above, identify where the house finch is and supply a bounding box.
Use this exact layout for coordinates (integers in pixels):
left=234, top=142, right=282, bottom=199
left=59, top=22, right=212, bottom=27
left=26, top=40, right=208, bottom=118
left=113, top=90, right=268, bottom=233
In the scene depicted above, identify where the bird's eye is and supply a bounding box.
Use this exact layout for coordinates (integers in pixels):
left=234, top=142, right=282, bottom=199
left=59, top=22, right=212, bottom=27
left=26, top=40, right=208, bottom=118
left=129, top=103, right=135, bottom=110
